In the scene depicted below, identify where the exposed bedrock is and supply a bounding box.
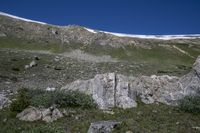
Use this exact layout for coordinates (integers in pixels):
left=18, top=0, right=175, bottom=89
left=61, top=56, right=200, bottom=109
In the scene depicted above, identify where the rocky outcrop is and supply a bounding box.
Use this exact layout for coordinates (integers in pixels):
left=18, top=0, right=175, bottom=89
left=131, top=75, right=182, bottom=105
left=62, top=56, right=200, bottom=109
left=87, top=121, right=121, bottom=133
left=179, top=56, right=200, bottom=96
left=62, top=73, right=137, bottom=109
left=16, top=106, right=63, bottom=122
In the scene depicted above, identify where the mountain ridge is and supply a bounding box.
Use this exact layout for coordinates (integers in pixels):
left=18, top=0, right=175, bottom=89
left=1, top=11, right=200, bottom=40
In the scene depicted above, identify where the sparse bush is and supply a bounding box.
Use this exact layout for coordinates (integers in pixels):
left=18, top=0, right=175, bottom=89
left=54, top=90, right=97, bottom=108
left=178, top=95, right=200, bottom=114
left=10, top=88, right=30, bottom=112
left=30, top=92, right=54, bottom=108
left=10, top=88, right=96, bottom=110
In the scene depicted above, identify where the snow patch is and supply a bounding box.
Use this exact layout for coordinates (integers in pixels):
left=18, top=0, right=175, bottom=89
left=84, top=27, right=200, bottom=40
left=84, top=28, right=97, bottom=33
left=0, top=12, right=46, bottom=25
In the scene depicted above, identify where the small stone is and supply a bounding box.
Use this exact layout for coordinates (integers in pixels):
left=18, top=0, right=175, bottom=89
left=29, top=60, right=37, bottom=68
left=25, top=65, right=30, bottom=69
left=126, top=131, right=133, bottom=133
left=152, top=110, right=157, bottom=113
left=103, top=110, right=115, bottom=115
left=75, top=116, right=79, bottom=120
left=46, top=87, right=56, bottom=91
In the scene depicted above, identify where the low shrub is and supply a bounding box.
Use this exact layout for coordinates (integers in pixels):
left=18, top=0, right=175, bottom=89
left=10, top=88, right=96, bottom=110
left=178, top=95, right=200, bottom=114
left=54, top=90, right=97, bottom=108
left=10, top=88, right=30, bottom=112
left=30, top=92, right=54, bottom=108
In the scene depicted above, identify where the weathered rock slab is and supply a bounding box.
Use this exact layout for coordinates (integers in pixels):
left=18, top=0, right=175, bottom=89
left=62, top=56, right=200, bottom=109
left=87, top=121, right=121, bottom=133
left=16, top=106, right=63, bottom=122
left=16, top=106, right=42, bottom=122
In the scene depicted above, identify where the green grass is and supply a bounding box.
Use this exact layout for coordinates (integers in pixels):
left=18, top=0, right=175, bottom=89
left=1, top=102, right=200, bottom=133
left=2, top=89, right=200, bottom=133
left=0, top=37, right=63, bottom=53
left=178, top=95, right=200, bottom=115
left=10, top=88, right=97, bottom=111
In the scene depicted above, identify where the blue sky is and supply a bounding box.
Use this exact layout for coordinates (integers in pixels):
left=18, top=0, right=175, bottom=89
left=0, top=0, right=200, bottom=35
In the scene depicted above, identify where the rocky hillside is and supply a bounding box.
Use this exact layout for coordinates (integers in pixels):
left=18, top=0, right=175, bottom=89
left=1, top=12, right=200, bottom=133
left=0, top=12, right=200, bottom=91
left=1, top=12, right=200, bottom=49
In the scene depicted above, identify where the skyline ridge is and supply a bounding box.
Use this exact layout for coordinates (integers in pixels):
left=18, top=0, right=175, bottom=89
left=1, top=11, right=200, bottom=40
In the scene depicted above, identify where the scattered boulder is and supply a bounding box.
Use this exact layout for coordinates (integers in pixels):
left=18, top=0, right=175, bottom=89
left=0, top=32, right=6, bottom=37
left=41, top=106, right=63, bottom=122
left=125, top=131, right=133, bottom=133
left=16, top=106, right=63, bottom=122
left=16, top=106, right=42, bottom=122
left=29, top=60, right=37, bottom=67
left=87, top=121, right=121, bottom=133
left=24, top=65, right=30, bottom=69
left=54, top=56, right=62, bottom=62
left=25, top=60, right=38, bottom=69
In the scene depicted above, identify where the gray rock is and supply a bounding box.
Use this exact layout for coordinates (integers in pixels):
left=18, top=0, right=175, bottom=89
left=115, top=74, right=137, bottom=108
left=29, top=60, right=37, bottom=67
left=130, top=75, right=181, bottom=105
left=62, top=73, right=137, bottom=109
left=61, top=73, right=114, bottom=109
left=62, top=56, right=200, bottom=109
left=17, top=106, right=63, bottom=122
left=24, top=65, right=30, bottom=69
left=42, top=108, right=63, bottom=122
left=180, top=56, right=200, bottom=96
left=87, top=121, right=121, bottom=133
left=0, top=32, right=6, bottom=37
left=62, top=73, right=180, bottom=109
left=16, top=106, right=42, bottom=122
left=0, top=93, right=11, bottom=110
left=125, top=131, right=133, bottom=133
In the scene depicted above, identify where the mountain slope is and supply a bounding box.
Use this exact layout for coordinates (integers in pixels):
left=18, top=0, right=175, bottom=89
left=0, top=12, right=200, bottom=84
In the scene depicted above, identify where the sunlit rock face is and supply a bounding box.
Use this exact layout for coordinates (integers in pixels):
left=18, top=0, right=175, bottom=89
left=62, top=56, right=200, bottom=109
